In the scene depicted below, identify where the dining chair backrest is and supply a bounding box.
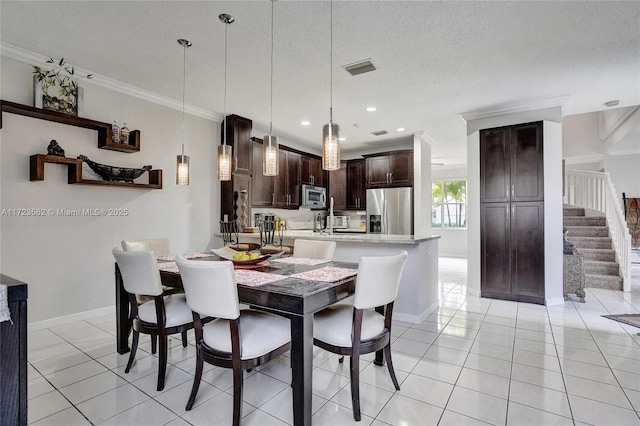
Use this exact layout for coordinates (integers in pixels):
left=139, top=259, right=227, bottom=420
left=121, top=238, right=170, bottom=257
left=353, top=251, right=408, bottom=310
left=220, top=220, right=240, bottom=246
left=176, top=255, right=240, bottom=320
left=258, top=219, right=283, bottom=248
left=292, top=239, right=336, bottom=260
left=112, top=248, right=164, bottom=297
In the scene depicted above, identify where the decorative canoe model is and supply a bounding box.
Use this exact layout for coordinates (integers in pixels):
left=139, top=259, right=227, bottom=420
left=77, top=155, right=152, bottom=183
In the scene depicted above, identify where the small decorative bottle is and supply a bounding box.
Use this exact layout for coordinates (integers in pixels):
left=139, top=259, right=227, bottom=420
left=120, top=122, right=130, bottom=145
left=112, top=120, right=121, bottom=143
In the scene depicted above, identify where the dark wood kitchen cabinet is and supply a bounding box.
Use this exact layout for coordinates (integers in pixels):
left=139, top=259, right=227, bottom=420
left=251, top=138, right=275, bottom=207
left=328, top=161, right=347, bottom=211
left=222, top=114, right=253, bottom=175
left=365, top=150, right=413, bottom=188
left=301, top=155, right=324, bottom=187
left=273, top=149, right=300, bottom=208
left=480, top=121, right=544, bottom=304
left=346, top=159, right=366, bottom=210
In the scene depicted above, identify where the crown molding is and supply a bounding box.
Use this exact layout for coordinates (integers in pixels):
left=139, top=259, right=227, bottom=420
left=459, top=95, right=571, bottom=122
left=563, top=154, right=604, bottom=165
left=413, top=131, right=437, bottom=146
left=607, top=148, right=640, bottom=157
left=1, top=43, right=222, bottom=122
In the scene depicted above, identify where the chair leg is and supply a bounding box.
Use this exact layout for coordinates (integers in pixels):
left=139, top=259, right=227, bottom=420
left=181, top=331, right=188, bottom=347
left=185, top=349, right=204, bottom=411
left=232, top=366, right=244, bottom=426
left=150, top=333, right=157, bottom=354
left=338, top=356, right=344, bottom=364
left=125, top=330, right=140, bottom=373
left=350, top=355, right=362, bottom=421
left=157, top=334, right=167, bottom=391
left=384, top=343, right=400, bottom=391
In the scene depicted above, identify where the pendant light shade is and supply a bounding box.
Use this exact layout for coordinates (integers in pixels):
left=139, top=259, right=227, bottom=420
left=176, top=38, right=191, bottom=185
left=218, top=13, right=235, bottom=182
left=263, top=1, right=279, bottom=176
left=322, top=114, right=340, bottom=171
left=217, top=144, right=232, bottom=181
left=263, top=135, right=279, bottom=176
left=322, top=0, right=340, bottom=171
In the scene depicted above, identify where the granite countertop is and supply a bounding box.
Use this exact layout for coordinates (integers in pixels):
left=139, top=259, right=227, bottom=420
left=220, top=230, right=440, bottom=244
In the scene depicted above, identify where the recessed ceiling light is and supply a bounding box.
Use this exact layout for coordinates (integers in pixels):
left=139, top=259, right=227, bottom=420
left=604, top=100, right=620, bottom=107
left=301, top=121, right=310, bottom=126
left=366, top=107, right=376, bottom=112
left=339, top=137, right=346, bottom=142
left=396, top=127, right=405, bottom=132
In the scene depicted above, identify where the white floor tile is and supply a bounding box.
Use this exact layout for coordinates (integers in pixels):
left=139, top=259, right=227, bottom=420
left=445, top=386, right=507, bottom=425
left=439, top=409, right=492, bottom=425
left=456, top=367, right=510, bottom=399
left=506, top=402, right=574, bottom=426
left=464, top=353, right=512, bottom=378
left=153, top=379, right=221, bottom=415
left=510, top=362, right=565, bottom=392
left=411, top=358, right=462, bottom=384
left=508, top=380, right=571, bottom=418
left=375, top=394, right=443, bottom=426
left=45, top=360, right=109, bottom=389
left=564, top=375, right=634, bottom=409
left=311, top=400, right=374, bottom=425
left=568, top=394, right=640, bottom=425
left=97, top=398, right=177, bottom=425
left=30, top=407, right=92, bottom=426
left=331, top=381, right=394, bottom=418
left=28, top=391, right=73, bottom=424
left=58, top=371, right=127, bottom=405
left=398, top=374, right=453, bottom=408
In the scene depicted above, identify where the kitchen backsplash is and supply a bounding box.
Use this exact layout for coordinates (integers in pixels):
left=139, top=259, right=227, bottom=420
left=251, top=207, right=366, bottom=230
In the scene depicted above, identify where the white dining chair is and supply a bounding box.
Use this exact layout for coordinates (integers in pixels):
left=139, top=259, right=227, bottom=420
left=176, top=255, right=291, bottom=426
left=313, top=250, right=408, bottom=421
left=112, top=248, right=194, bottom=391
left=292, top=239, right=336, bottom=259
left=121, top=238, right=170, bottom=256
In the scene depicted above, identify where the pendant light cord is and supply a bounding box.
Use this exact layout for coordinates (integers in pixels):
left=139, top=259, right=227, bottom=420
left=329, top=0, right=333, bottom=123
left=269, top=0, right=274, bottom=136
left=223, top=19, right=228, bottom=146
left=182, top=42, right=186, bottom=157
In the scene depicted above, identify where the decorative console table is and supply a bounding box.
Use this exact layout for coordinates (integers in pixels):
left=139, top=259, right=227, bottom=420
left=563, top=254, right=585, bottom=302
left=0, top=274, right=28, bottom=426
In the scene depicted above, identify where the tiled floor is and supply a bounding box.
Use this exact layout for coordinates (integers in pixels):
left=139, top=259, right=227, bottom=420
left=27, top=257, right=640, bottom=425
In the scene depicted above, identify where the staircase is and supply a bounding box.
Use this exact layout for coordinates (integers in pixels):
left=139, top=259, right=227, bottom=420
left=564, top=205, right=623, bottom=290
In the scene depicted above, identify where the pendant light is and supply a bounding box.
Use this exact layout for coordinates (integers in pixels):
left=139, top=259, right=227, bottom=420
left=322, top=0, right=340, bottom=171
left=176, top=38, right=191, bottom=185
left=263, top=0, right=279, bottom=176
left=218, top=13, right=234, bottom=181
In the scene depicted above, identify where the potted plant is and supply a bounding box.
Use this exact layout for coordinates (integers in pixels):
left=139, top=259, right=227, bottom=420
left=33, top=58, right=92, bottom=116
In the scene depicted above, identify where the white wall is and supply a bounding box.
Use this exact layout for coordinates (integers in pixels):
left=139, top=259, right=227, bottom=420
left=1, top=58, right=218, bottom=323
left=606, top=153, right=640, bottom=205
left=562, top=111, right=603, bottom=167
left=413, top=133, right=432, bottom=238
left=466, top=107, right=564, bottom=305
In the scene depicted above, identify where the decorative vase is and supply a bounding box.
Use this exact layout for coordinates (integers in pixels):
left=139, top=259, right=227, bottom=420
left=239, top=190, right=248, bottom=231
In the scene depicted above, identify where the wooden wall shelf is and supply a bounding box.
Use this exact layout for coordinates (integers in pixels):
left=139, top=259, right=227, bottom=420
left=30, top=154, right=162, bottom=189
left=0, top=100, right=140, bottom=153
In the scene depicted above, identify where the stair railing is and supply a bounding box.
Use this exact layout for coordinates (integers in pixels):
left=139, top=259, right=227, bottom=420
left=564, top=169, right=632, bottom=291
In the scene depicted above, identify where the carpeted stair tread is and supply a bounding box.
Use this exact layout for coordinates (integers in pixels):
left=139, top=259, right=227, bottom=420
left=563, top=217, right=607, bottom=226
left=584, top=260, right=620, bottom=275
left=565, top=226, right=609, bottom=237
left=567, top=236, right=613, bottom=249
left=578, top=248, right=616, bottom=262
left=563, top=207, right=585, bottom=217
left=585, top=273, right=623, bottom=290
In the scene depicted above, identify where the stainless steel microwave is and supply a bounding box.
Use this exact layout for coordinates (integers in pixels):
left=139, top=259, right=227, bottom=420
left=301, top=184, right=326, bottom=208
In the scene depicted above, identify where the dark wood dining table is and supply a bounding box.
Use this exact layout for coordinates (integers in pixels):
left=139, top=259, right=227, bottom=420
left=114, top=256, right=358, bottom=426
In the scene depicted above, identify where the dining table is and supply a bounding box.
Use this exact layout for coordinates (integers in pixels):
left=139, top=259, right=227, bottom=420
left=114, top=253, right=359, bottom=426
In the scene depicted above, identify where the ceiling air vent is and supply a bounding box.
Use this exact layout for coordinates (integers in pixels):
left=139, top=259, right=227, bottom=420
left=343, top=59, right=376, bottom=76
left=371, top=130, right=388, bottom=136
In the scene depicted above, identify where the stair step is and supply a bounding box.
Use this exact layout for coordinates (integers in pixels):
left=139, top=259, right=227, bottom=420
left=584, top=260, right=620, bottom=275
left=578, top=248, right=616, bottom=262
left=568, top=236, right=613, bottom=249
left=563, top=216, right=607, bottom=226
left=565, top=226, right=609, bottom=237
left=585, top=273, right=623, bottom=290
left=563, top=207, right=585, bottom=217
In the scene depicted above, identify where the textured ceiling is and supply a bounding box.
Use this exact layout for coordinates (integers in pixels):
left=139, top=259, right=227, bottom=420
left=1, top=1, right=639, bottom=166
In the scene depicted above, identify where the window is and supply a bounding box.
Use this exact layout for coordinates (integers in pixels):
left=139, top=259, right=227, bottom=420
left=432, top=180, right=466, bottom=228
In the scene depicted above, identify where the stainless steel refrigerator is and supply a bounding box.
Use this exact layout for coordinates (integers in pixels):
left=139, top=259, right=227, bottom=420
left=366, top=187, right=413, bottom=235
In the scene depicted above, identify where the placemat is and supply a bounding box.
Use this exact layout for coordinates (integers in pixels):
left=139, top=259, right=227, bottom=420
left=290, top=266, right=357, bottom=283
left=157, top=253, right=215, bottom=262
left=271, top=257, right=331, bottom=266
left=158, top=261, right=179, bottom=273
left=235, top=270, right=287, bottom=287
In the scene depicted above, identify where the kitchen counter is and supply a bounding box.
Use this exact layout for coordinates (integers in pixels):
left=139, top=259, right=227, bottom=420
left=220, top=229, right=441, bottom=245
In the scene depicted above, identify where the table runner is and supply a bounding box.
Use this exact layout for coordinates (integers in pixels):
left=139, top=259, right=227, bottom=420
left=158, top=262, right=285, bottom=287
left=290, top=266, right=357, bottom=282
left=271, top=257, right=331, bottom=266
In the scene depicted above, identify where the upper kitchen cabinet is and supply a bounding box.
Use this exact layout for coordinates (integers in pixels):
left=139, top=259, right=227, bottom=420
left=300, top=155, right=324, bottom=187
left=365, top=150, right=413, bottom=188
left=328, top=161, right=347, bottom=211
left=251, top=138, right=275, bottom=207
left=480, top=122, right=543, bottom=203
left=346, top=159, right=366, bottom=210
left=273, top=148, right=301, bottom=209
left=222, top=114, right=253, bottom=175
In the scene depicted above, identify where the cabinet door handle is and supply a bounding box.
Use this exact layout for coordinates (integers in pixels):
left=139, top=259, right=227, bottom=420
left=311, top=175, right=314, bottom=185
left=390, top=172, right=393, bottom=183
left=506, top=184, right=510, bottom=199
left=511, top=185, right=515, bottom=199
left=272, top=193, right=275, bottom=206
left=234, top=157, right=238, bottom=171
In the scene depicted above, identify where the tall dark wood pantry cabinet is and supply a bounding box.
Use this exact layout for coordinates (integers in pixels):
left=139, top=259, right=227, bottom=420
left=480, top=121, right=545, bottom=304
